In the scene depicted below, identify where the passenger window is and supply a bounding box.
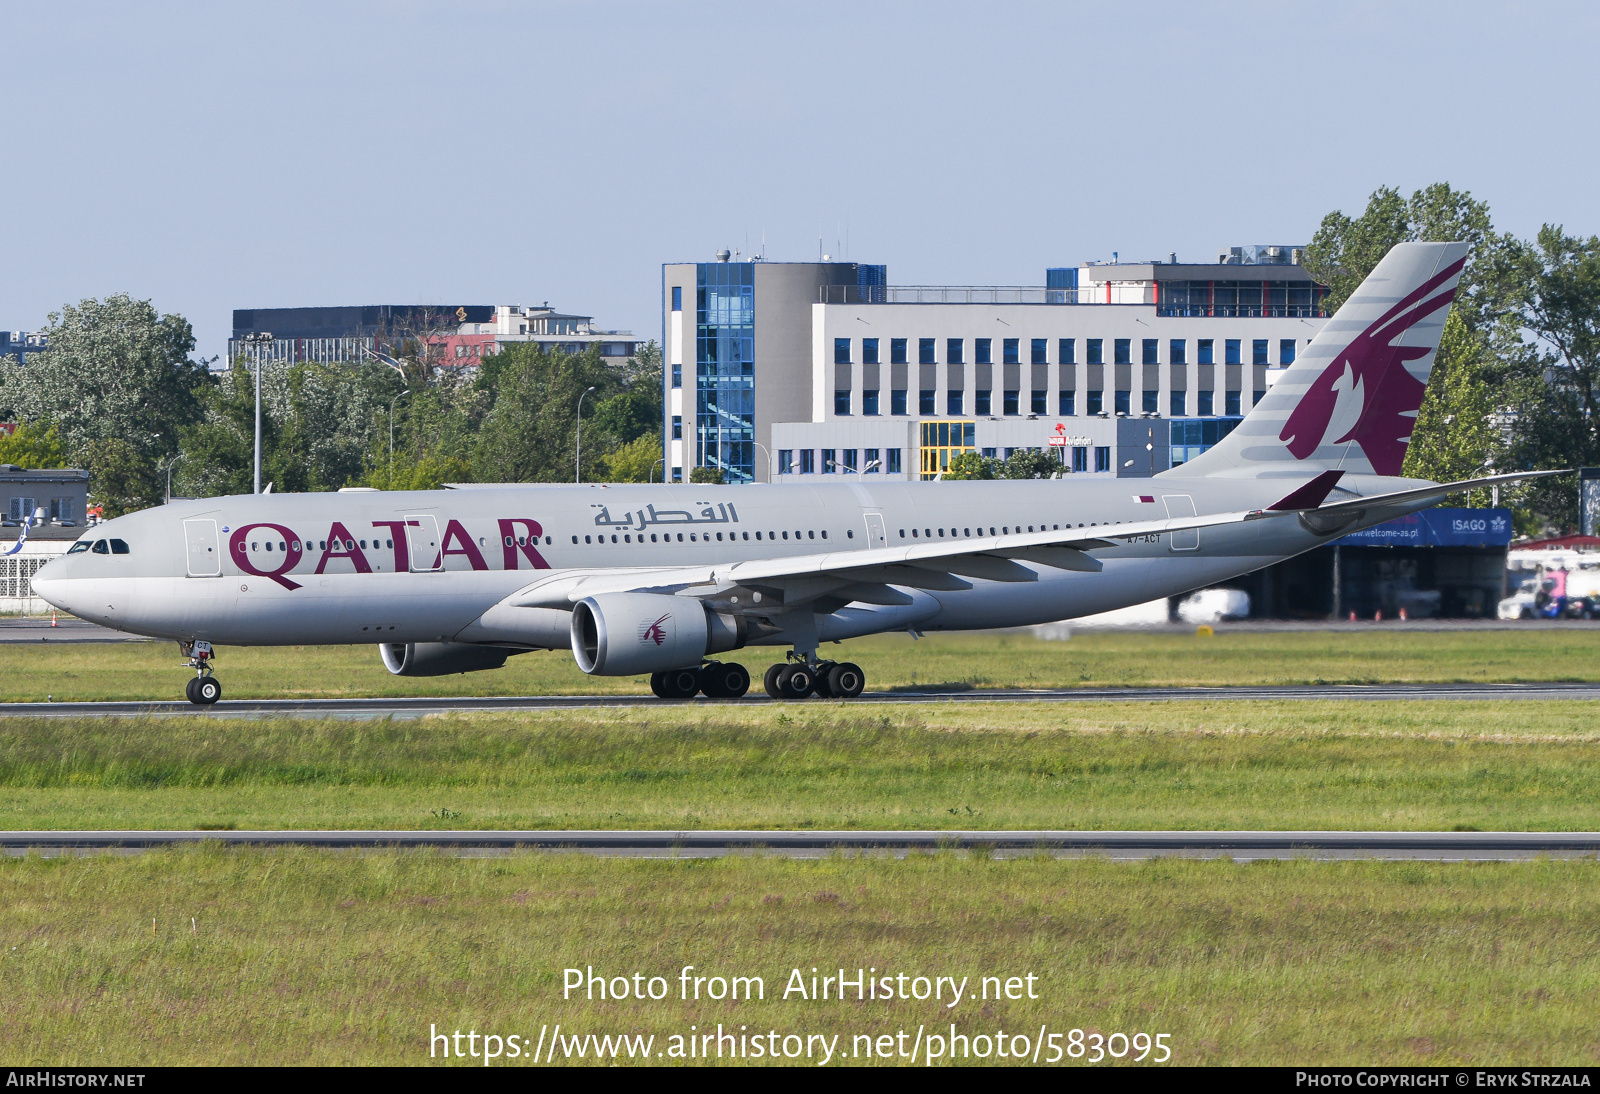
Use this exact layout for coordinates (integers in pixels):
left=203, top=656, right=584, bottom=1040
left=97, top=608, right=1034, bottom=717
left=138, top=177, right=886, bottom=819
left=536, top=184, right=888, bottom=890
left=571, top=536, right=578, bottom=544
left=821, top=530, right=827, bottom=539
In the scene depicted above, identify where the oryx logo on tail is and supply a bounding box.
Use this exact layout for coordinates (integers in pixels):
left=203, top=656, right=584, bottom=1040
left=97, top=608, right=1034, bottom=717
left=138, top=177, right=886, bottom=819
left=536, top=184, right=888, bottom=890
left=1280, top=257, right=1464, bottom=475
left=640, top=614, right=670, bottom=645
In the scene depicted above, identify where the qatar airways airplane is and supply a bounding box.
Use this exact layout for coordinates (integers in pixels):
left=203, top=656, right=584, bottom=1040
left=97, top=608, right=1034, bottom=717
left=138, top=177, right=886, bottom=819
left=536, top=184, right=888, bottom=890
left=31, top=242, right=1557, bottom=704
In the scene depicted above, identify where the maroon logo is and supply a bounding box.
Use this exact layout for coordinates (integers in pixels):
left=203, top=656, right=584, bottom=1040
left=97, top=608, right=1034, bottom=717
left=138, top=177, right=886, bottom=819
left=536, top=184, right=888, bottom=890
left=228, top=523, right=304, bottom=590
left=1280, top=257, right=1464, bottom=475
left=640, top=614, right=669, bottom=646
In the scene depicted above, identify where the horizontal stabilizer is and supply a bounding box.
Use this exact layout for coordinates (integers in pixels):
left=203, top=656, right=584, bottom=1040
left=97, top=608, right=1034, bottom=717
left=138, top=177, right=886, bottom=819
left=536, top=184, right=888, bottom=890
left=1267, top=470, right=1346, bottom=511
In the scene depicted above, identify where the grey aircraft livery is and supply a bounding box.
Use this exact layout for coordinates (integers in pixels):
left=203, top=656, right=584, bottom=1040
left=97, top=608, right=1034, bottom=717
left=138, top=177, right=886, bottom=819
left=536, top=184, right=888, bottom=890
left=31, top=242, right=1560, bottom=703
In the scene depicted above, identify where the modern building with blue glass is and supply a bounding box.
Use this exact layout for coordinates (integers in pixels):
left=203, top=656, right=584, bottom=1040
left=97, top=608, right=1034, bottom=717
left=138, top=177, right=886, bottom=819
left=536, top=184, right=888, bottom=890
left=663, top=246, right=1327, bottom=483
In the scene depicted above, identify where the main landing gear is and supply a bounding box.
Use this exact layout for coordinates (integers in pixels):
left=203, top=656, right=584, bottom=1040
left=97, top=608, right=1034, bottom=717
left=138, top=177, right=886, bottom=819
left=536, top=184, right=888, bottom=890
left=646, top=655, right=867, bottom=701
left=762, top=657, right=866, bottom=700
left=649, top=661, right=752, bottom=700
left=179, top=640, right=222, bottom=706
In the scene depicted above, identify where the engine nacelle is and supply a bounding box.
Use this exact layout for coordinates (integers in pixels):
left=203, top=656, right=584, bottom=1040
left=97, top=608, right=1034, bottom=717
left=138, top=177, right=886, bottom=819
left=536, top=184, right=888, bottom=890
left=570, top=592, right=746, bottom=676
left=380, top=641, right=512, bottom=677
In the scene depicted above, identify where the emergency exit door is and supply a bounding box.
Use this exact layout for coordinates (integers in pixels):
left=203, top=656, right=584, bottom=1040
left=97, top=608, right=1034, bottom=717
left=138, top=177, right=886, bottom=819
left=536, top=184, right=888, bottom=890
left=183, top=519, right=221, bottom=576
left=1162, top=495, right=1199, bottom=551
left=405, top=515, right=442, bottom=571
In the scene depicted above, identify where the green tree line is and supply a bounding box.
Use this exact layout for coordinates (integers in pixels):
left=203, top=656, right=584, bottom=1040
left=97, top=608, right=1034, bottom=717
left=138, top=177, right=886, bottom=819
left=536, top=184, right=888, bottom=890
left=0, top=294, right=663, bottom=516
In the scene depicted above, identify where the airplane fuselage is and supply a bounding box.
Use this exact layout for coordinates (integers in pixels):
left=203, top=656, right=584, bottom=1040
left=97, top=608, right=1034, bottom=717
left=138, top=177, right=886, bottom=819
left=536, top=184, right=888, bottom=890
left=32, top=476, right=1420, bottom=649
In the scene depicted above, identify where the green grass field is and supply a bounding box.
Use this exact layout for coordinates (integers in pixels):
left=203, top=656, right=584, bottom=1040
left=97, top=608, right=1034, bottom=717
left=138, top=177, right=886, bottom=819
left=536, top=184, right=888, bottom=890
left=4, top=849, right=1599, bottom=1066
left=6, top=628, right=1600, bottom=702
left=4, top=701, right=1600, bottom=831
left=8, top=631, right=1600, bottom=1066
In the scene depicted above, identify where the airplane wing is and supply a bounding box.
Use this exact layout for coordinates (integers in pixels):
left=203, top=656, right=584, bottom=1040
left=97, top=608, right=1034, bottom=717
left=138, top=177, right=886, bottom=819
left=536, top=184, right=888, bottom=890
left=457, top=466, right=1565, bottom=642
left=504, top=505, right=1260, bottom=612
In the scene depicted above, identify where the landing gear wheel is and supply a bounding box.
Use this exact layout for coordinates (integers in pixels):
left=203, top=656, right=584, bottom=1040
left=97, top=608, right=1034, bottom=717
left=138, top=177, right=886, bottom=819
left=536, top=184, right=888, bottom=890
left=700, top=662, right=749, bottom=699
left=191, top=677, right=221, bottom=706
left=763, top=663, right=786, bottom=699
left=184, top=677, right=200, bottom=703
left=824, top=662, right=865, bottom=699
left=809, top=661, right=837, bottom=697
left=650, top=672, right=668, bottom=698
left=659, top=667, right=701, bottom=699
left=774, top=664, right=815, bottom=700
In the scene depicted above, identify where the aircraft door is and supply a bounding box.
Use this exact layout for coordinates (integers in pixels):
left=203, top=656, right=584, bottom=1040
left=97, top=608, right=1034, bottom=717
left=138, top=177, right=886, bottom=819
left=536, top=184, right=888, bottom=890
left=864, top=512, right=887, bottom=548
left=405, top=514, right=442, bottom=571
left=1162, top=495, right=1199, bottom=551
left=183, top=519, right=221, bottom=576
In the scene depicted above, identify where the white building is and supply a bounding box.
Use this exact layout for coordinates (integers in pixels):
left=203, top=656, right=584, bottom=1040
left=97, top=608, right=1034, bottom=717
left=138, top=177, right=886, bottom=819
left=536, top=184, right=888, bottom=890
left=662, top=247, right=1328, bottom=483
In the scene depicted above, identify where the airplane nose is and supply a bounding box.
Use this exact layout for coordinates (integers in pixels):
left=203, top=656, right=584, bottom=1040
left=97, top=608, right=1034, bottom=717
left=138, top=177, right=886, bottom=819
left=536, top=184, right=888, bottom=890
left=28, top=565, right=70, bottom=613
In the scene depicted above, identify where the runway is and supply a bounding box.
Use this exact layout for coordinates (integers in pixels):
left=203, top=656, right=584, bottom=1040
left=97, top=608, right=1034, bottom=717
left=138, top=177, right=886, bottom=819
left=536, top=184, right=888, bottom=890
left=5, top=828, right=1598, bottom=861
left=1, top=680, right=1599, bottom=718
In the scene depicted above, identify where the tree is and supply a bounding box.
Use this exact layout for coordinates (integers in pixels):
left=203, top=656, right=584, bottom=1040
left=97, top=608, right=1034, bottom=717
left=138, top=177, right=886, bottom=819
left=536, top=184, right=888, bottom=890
left=1002, top=448, right=1061, bottom=479
left=1500, top=226, right=1600, bottom=527
left=76, top=437, right=162, bottom=516
left=602, top=434, right=664, bottom=482
left=0, top=294, right=209, bottom=510
left=689, top=466, right=724, bottom=484
left=0, top=421, right=65, bottom=468
left=590, top=388, right=661, bottom=446
left=471, top=343, right=621, bottom=482
left=943, top=451, right=997, bottom=479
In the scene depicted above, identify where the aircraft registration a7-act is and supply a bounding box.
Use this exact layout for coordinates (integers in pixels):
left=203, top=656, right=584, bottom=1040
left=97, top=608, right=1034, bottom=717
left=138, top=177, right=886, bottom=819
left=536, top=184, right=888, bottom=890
left=33, top=243, right=1561, bottom=704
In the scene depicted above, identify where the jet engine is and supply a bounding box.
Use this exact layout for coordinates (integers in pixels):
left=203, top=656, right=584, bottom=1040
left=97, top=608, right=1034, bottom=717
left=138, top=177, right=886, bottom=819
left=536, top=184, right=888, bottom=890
left=380, top=641, right=514, bottom=677
left=570, top=592, right=746, bottom=675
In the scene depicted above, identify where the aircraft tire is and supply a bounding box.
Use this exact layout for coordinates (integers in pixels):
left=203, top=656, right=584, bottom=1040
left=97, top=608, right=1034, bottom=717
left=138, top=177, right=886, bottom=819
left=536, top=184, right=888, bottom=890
left=810, top=661, right=837, bottom=697
left=649, top=672, right=668, bottom=699
left=715, top=662, right=750, bottom=698
left=194, top=677, right=222, bottom=705
left=763, top=663, right=786, bottom=699
left=775, top=665, right=815, bottom=700
left=825, top=662, right=865, bottom=699
left=698, top=662, right=727, bottom=699
left=661, top=667, right=702, bottom=699
left=184, top=677, right=200, bottom=704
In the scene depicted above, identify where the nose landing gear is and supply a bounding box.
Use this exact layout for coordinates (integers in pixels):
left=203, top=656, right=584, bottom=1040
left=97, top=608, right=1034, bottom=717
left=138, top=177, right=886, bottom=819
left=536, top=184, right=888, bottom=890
left=179, top=640, right=221, bottom=706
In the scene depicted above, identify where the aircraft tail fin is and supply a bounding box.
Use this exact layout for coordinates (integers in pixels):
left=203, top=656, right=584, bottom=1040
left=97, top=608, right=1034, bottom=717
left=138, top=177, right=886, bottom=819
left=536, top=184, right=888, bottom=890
left=1171, top=240, right=1469, bottom=480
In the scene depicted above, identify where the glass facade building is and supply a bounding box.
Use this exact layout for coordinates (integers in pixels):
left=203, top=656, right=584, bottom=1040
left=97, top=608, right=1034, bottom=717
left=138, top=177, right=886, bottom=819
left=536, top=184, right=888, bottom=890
left=695, top=262, right=756, bottom=483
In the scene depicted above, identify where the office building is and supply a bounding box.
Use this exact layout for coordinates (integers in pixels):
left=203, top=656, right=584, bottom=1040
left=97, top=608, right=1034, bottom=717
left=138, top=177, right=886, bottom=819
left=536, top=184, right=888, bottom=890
left=229, top=304, right=636, bottom=365
left=0, top=331, right=48, bottom=364
left=662, top=247, right=1328, bottom=483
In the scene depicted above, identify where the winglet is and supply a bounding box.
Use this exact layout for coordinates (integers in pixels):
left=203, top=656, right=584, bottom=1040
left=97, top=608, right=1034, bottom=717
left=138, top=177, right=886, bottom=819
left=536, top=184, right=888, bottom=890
left=1267, top=470, right=1345, bottom=511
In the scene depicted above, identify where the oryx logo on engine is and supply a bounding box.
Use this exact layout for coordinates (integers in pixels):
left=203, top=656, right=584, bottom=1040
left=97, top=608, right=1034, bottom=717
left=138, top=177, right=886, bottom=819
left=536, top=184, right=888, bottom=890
left=640, top=614, right=670, bottom=645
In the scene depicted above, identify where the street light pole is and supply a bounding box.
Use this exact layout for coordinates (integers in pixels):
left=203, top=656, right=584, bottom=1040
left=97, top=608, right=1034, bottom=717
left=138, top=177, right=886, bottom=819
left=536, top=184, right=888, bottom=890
left=575, top=386, right=597, bottom=483
left=388, top=390, right=410, bottom=477
left=650, top=457, right=666, bottom=483
left=752, top=441, right=777, bottom=482
left=242, top=331, right=272, bottom=494
left=159, top=455, right=184, bottom=504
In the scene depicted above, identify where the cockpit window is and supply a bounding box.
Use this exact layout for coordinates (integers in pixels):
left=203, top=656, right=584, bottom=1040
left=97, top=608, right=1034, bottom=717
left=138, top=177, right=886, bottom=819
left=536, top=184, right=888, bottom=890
left=110, top=539, right=130, bottom=555
left=67, top=541, right=91, bottom=554
left=90, top=540, right=109, bottom=554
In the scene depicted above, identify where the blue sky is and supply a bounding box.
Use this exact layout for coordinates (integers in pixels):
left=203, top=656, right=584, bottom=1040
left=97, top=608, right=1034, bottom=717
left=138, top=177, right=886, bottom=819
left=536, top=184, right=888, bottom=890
left=3, top=0, right=1596, bottom=359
